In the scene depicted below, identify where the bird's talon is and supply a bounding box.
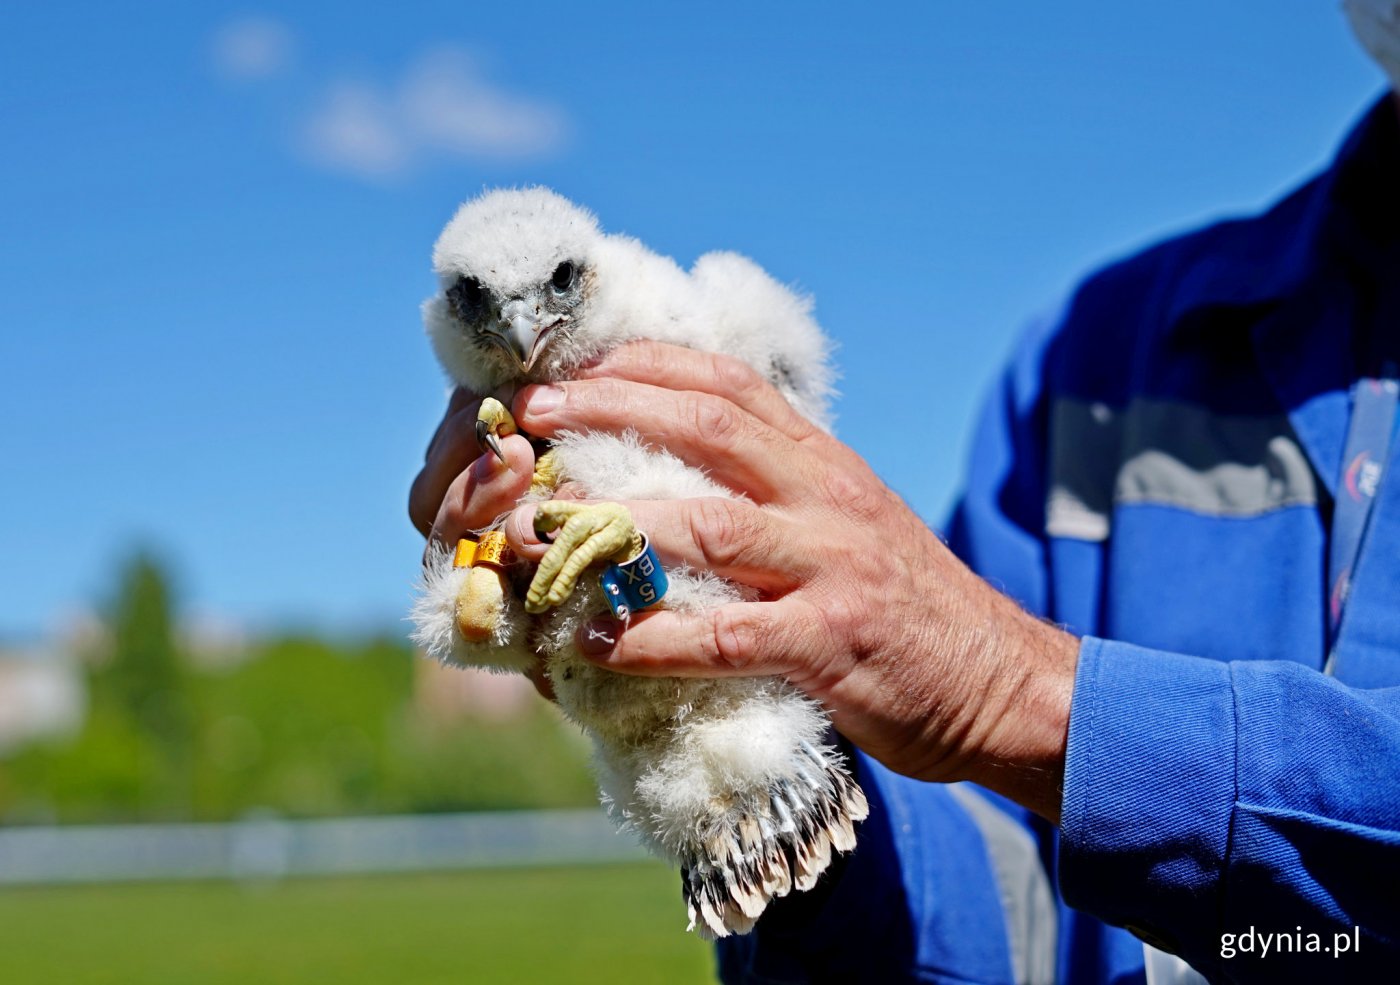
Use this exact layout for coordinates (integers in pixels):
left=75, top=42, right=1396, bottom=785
left=476, top=396, right=517, bottom=464
left=475, top=419, right=505, bottom=463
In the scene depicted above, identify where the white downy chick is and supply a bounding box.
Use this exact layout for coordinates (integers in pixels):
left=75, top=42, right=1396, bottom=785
left=411, top=187, right=867, bottom=937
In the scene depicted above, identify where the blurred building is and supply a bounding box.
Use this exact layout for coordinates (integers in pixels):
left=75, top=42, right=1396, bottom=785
left=413, top=658, right=535, bottom=725
left=179, top=612, right=252, bottom=670
left=0, top=646, right=84, bottom=753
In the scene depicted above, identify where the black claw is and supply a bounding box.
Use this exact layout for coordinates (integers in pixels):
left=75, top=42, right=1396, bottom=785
left=475, top=419, right=506, bottom=463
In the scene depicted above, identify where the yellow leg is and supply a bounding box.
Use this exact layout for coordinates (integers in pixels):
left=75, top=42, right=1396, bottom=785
left=451, top=534, right=516, bottom=643
left=457, top=445, right=569, bottom=635
left=530, top=448, right=562, bottom=498
left=525, top=501, right=643, bottom=614
left=456, top=566, right=506, bottom=642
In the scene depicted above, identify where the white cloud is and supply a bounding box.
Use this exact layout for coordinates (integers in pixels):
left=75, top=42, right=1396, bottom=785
left=399, top=49, right=566, bottom=158
left=212, top=15, right=294, bottom=81
left=300, top=83, right=410, bottom=178
left=299, top=47, right=567, bottom=179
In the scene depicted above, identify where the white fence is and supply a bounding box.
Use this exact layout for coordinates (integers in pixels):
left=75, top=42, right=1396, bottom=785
left=0, top=809, right=649, bottom=886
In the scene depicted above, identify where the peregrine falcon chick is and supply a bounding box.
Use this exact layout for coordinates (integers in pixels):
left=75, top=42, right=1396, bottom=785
left=410, top=188, right=868, bottom=938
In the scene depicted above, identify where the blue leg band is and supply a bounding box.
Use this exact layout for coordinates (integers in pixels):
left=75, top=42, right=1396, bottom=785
left=599, top=536, right=668, bottom=620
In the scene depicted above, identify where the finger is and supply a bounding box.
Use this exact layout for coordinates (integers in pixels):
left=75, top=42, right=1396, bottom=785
left=444, top=385, right=477, bottom=417
left=424, top=390, right=485, bottom=462
left=575, top=340, right=823, bottom=444
left=527, top=659, right=556, bottom=702
left=514, top=380, right=817, bottom=505
left=411, top=398, right=486, bottom=535
left=506, top=497, right=813, bottom=591
left=426, top=433, right=535, bottom=550
left=572, top=599, right=821, bottom=678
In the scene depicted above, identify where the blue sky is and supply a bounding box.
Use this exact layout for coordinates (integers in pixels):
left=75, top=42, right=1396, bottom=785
left=0, top=1, right=1385, bottom=641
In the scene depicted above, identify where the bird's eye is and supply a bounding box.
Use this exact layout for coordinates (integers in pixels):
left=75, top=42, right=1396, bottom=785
left=447, top=276, right=485, bottom=321
left=551, top=261, right=577, bottom=293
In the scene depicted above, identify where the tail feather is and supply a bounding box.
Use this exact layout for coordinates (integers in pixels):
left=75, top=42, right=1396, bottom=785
left=680, top=742, right=869, bottom=940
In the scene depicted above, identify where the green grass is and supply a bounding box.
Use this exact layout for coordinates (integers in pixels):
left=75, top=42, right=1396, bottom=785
left=0, top=863, right=716, bottom=984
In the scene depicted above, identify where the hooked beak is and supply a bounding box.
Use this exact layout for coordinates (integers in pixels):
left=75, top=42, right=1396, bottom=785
left=491, top=298, right=557, bottom=372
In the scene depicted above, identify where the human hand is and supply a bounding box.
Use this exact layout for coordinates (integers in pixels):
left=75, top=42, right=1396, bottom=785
left=500, top=341, right=1079, bottom=822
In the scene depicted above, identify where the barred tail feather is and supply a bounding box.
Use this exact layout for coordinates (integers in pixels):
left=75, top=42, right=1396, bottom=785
left=680, top=742, right=869, bottom=940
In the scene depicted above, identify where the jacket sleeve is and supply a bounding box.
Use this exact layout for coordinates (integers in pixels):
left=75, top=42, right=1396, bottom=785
left=1060, top=637, right=1400, bottom=979
left=987, top=299, right=1400, bottom=978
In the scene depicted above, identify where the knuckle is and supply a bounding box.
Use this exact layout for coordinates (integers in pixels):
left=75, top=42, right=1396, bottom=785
left=821, top=467, right=886, bottom=522
left=688, top=498, right=736, bottom=566
left=712, top=354, right=764, bottom=399
left=792, top=593, right=853, bottom=668
left=586, top=379, right=635, bottom=420
left=817, top=594, right=857, bottom=644
left=632, top=339, right=668, bottom=377
left=789, top=415, right=825, bottom=446
left=709, top=610, right=753, bottom=671
left=689, top=498, right=761, bottom=570
left=687, top=393, right=746, bottom=449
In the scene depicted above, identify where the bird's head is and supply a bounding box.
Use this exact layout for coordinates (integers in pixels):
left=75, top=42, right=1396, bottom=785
left=426, top=187, right=601, bottom=390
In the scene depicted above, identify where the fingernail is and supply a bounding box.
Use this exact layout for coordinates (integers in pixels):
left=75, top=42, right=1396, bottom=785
left=521, top=385, right=564, bottom=416
left=578, top=618, right=622, bottom=657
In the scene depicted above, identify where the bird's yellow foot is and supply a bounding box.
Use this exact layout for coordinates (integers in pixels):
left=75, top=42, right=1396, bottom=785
left=476, top=396, right=518, bottom=463
left=530, top=448, right=561, bottom=498
left=526, top=501, right=644, bottom=614
left=452, top=534, right=516, bottom=643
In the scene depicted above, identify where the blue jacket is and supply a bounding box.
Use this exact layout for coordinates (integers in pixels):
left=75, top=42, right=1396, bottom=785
left=718, top=95, right=1400, bottom=984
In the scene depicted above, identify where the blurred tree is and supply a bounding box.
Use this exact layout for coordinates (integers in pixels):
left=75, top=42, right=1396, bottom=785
left=0, top=552, right=598, bottom=825
left=92, top=550, right=194, bottom=815
left=99, top=553, right=182, bottom=716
